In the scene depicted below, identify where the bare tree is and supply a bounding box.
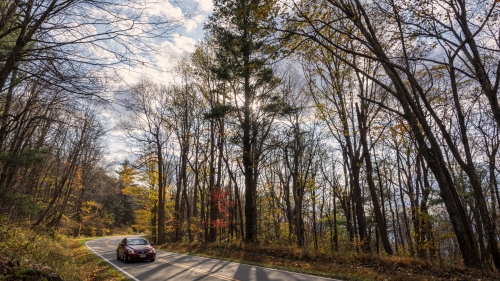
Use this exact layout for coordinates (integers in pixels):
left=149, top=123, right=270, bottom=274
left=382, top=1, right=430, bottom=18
left=120, top=81, right=172, bottom=245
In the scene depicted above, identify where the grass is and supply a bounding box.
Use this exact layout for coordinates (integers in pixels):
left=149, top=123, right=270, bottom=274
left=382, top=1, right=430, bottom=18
left=0, top=223, right=128, bottom=281
left=158, top=241, right=500, bottom=281
left=67, top=238, right=129, bottom=281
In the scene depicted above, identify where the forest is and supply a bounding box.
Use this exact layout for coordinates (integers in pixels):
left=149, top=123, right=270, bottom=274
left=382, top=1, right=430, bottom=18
left=0, top=0, right=499, bottom=275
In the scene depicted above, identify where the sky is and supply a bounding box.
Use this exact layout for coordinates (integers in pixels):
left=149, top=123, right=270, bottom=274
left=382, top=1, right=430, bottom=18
left=100, top=0, right=213, bottom=167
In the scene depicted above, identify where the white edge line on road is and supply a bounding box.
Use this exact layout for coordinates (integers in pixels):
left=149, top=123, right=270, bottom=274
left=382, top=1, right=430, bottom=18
left=250, top=263, right=341, bottom=281
left=85, top=240, right=140, bottom=281
left=240, top=261, right=340, bottom=281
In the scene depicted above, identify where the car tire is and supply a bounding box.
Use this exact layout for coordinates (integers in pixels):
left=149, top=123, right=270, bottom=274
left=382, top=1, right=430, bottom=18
left=116, top=251, right=121, bottom=260
left=150, top=259, right=155, bottom=262
left=123, top=253, right=128, bottom=263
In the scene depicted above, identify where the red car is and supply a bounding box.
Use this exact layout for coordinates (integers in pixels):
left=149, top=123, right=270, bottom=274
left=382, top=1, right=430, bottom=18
left=116, top=237, right=156, bottom=262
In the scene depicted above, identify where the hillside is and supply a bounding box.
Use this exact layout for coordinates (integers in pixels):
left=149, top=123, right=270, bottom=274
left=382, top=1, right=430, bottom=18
left=0, top=225, right=126, bottom=281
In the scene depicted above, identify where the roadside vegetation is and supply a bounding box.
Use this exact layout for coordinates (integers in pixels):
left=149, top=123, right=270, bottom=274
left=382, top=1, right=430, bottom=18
left=161, top=242, right=500, bottom=281
left=0, top=222, right=128, bottom=281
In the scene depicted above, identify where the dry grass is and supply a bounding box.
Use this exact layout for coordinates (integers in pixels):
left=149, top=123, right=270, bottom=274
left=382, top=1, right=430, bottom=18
left=0, top=223, right=128, bottom=281
left=64, top=238, right=129, bottom=281
left=159, top=242, right=500, bottom=281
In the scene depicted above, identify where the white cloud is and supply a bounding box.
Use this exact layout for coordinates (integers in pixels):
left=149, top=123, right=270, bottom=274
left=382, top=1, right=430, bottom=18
left=195, top=0, right=213, bottom=12
left=143, top=1, right=184, bottom=18
left=98, top=0, right=212, bottom=165
left=184, top=14, right=206, bottom=32
left=173, top=35, right=197, bottom=53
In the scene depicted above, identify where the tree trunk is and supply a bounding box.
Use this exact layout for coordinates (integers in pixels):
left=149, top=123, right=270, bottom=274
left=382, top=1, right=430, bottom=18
left=356, top=103, right=393, bottom=255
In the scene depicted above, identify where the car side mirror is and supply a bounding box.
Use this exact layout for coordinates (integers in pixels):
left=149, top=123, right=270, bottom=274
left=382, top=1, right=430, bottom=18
left=150, top=242, right=154, bottom=246
left=120, top=243, right=125, bottom=246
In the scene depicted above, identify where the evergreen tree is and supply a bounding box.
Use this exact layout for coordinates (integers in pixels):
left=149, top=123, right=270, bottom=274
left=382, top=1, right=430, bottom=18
left=116, top=160, right=137, bottom=226
left=206, top=0, right=280, bottom=242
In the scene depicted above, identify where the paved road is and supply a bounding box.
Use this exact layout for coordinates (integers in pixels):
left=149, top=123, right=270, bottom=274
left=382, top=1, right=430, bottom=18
left=86, top=236, right=341, bottom=281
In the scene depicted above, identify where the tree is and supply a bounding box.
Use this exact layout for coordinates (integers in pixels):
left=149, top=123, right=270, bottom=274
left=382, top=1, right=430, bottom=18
left=282, top=0, right=491, bottom=268
left=206, top=0, right=281, bottom=242
left=0, top=0, right=190, bottom=236
left=121, top=81, right=172, bottom=244
left=116, top=160, right=137, bottom=226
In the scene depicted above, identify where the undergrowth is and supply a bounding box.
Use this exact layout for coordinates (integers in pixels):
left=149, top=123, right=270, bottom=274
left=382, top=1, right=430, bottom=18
left=159, top=241, right=500, bottom=281
left=0, top=220, right=127, bottom=281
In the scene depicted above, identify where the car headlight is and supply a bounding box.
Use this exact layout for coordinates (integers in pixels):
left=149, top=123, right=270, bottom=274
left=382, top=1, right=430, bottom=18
left=148, top=249, right=155, bottom=253
left=128, top=249, right=136, bottom=254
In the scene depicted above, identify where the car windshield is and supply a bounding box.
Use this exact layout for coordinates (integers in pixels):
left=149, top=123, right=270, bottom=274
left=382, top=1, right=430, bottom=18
left=127, top=239, right=148, bottom=245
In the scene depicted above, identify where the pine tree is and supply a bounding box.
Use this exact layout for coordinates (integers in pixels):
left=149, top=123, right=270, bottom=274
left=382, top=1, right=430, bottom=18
left=206, top=0, right=280, bottom=242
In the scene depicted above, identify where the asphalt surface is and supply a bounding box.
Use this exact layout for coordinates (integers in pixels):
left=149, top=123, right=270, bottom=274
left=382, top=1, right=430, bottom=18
left=86, top=236, right=342, bottom=281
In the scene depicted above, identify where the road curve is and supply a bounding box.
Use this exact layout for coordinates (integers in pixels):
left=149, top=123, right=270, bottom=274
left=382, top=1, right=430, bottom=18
left=86, top=236, right=343, bottom=281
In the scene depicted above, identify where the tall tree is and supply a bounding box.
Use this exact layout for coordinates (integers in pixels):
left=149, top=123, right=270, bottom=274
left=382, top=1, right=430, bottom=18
left=283, top=0, right=487, bottom=268
left=206, top=0, right=280, bottom=242
left=121, top=81, right=171, bottom=245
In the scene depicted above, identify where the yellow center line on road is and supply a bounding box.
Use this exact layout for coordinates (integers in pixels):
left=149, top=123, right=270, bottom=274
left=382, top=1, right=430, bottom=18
left=157, top=257, right=239, bottom=281
left=105, top=239, right=115, bottom=247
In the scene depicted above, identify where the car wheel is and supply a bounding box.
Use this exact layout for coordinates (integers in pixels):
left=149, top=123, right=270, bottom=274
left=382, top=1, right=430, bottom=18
left=116, top=251, right=121, bottom=260
left=123, top=253, right=128, bottom=263
left=150, top=259, right=155, bottom=262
